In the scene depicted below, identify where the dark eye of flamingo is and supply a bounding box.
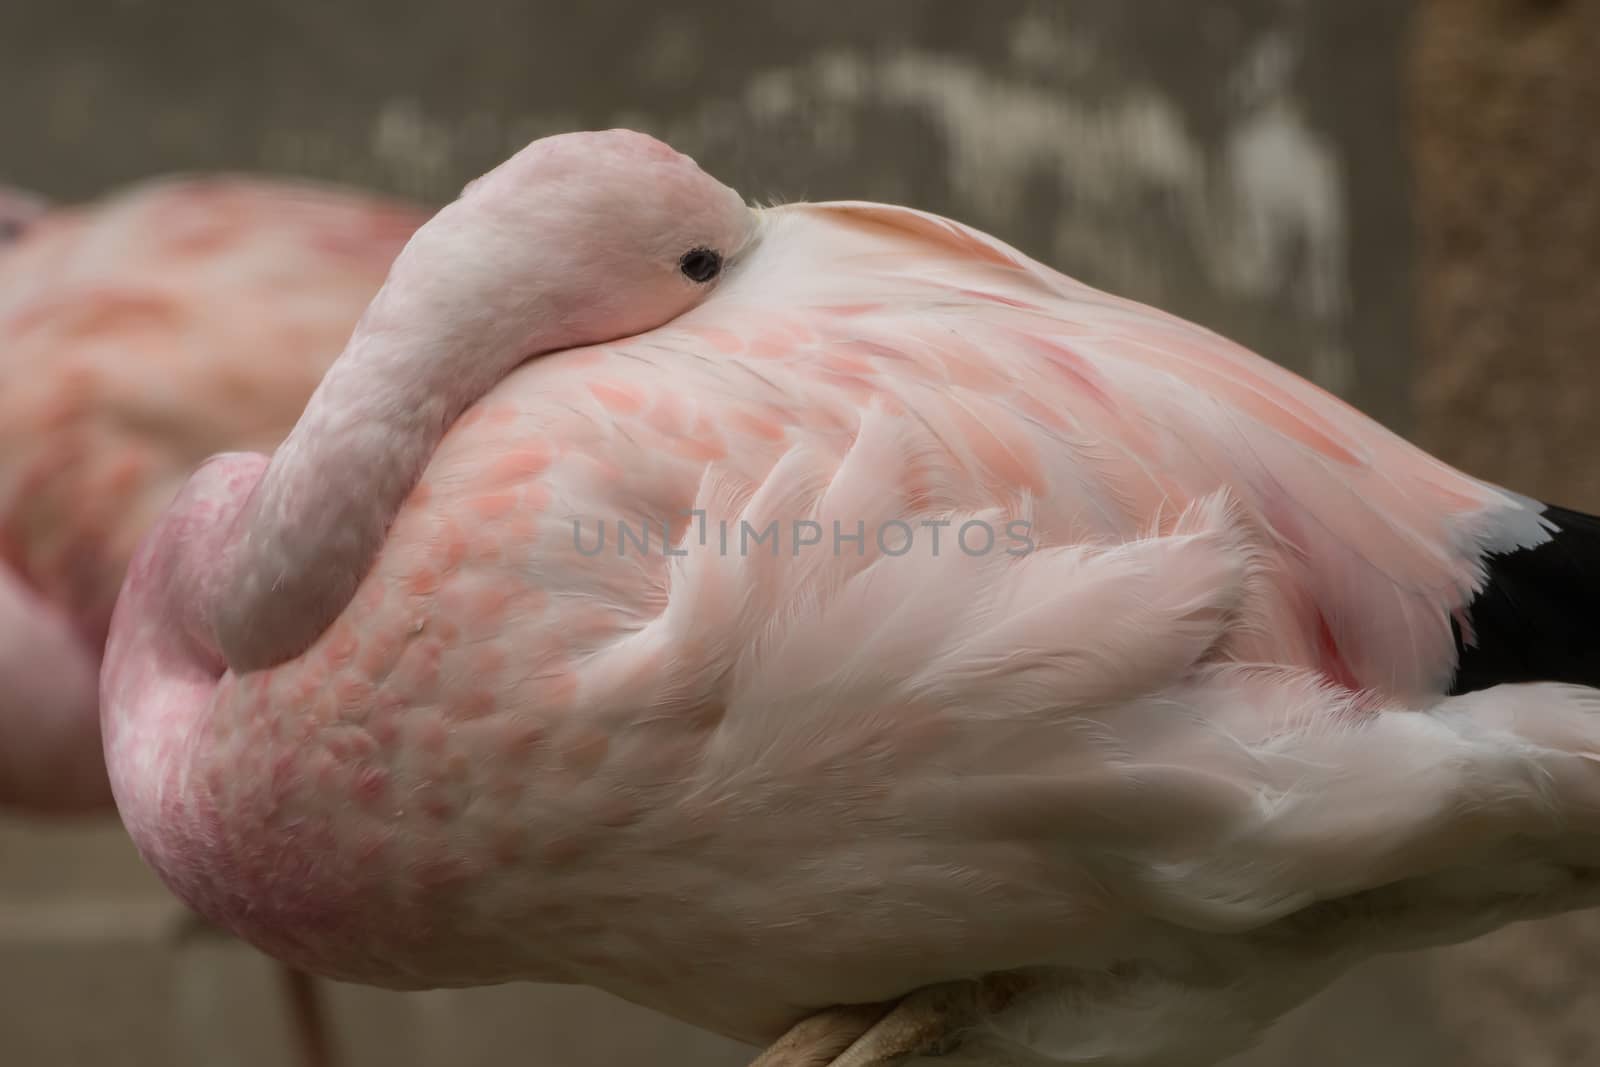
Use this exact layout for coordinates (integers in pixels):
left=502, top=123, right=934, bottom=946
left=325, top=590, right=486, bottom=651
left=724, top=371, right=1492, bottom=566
left=678, top=247, right=722, bottom=283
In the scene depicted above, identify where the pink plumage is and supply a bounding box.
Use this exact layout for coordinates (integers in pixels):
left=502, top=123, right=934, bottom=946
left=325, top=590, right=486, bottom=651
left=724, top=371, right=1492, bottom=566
left=102, top=131, right=1600, bottom=1066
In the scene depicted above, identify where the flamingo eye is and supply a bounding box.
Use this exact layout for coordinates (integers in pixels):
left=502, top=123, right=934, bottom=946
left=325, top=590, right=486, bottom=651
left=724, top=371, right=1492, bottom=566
left=678, top=247, right=722, bottom=284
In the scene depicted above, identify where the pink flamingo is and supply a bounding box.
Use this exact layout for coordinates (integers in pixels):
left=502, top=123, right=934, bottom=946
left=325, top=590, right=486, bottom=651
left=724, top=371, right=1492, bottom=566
left=102, top=130, right=1600, bottom=1066
left=0, top=174, right=428, bottom=1064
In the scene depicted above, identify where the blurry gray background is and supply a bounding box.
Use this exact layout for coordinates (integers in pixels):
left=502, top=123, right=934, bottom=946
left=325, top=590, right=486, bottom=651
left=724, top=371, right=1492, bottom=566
left=3, top=0, right=1597, bottom=1064
left=4, top=0, right=1414, bottom=428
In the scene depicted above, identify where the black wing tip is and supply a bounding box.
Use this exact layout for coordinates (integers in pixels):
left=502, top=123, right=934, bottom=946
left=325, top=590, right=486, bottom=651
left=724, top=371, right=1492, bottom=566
left=1450, top=499, right=1600, bottom=696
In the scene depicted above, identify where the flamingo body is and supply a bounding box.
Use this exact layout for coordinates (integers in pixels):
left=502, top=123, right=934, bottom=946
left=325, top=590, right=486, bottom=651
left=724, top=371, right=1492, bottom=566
left=102, top=132, right=1600, bottom=1065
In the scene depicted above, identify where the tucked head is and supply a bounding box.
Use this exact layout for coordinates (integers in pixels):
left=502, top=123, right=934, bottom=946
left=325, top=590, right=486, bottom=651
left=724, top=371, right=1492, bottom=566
left=197, top=130, right=761, bottom=675
left=382, top=129, right=759, bottom=354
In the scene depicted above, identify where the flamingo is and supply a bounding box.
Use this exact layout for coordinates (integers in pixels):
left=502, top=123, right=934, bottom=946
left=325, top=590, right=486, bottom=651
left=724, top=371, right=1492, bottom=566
left=0, top=174, right=428, bottom=1064
left=100, top=129, right=1600, bottom=1067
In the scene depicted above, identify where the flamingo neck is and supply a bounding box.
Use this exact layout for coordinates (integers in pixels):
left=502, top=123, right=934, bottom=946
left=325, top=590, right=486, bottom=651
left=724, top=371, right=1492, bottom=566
left=209, top=288, right=534, bottom=673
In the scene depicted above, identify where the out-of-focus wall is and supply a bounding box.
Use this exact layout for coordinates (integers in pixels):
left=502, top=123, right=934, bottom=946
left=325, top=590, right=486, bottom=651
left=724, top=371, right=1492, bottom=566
left=24, top=1, right=1597, bottom=1065
left=2, top=0, right=1412, bottom=423
left=1415, top=0, right=1600, bottom=505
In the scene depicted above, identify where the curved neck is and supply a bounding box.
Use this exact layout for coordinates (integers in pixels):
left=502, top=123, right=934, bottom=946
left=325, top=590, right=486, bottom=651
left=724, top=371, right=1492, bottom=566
left=209, top=213, right=549, bottom=672
left=195, top=174, right=704, bottom=674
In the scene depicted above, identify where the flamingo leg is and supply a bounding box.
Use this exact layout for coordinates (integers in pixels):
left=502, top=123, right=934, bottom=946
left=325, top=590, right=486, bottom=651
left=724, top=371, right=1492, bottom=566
left=748, top=975, right=1032, bottom=1067
left=279, top=963, right=337, bottom=1067
left=173, top=911, right=338, bottom=1067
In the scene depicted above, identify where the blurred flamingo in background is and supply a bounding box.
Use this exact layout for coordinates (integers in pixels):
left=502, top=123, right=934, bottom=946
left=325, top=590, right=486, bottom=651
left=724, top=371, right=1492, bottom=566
left=0, top=173, right=429, bottom=1065
left=101, top=130, right=1600, bottom=1066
